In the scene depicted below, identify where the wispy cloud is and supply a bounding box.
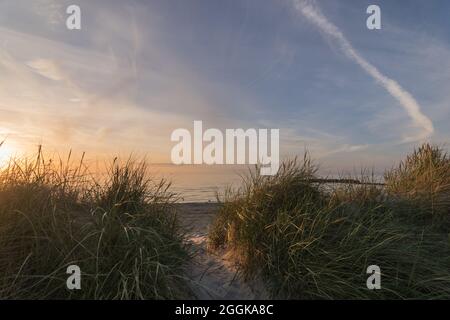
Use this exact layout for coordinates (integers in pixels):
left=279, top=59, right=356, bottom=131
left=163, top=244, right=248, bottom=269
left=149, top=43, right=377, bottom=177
left=27, top=59, right=64, bottom=81
left=292, top=0, right=434, bottom=142
left=0, top=10, right=250, bottom=162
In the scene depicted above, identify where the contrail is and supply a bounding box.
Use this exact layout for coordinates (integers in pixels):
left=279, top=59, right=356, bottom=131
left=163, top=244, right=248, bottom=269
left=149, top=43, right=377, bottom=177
left=293, top=0, right=434, bottom=141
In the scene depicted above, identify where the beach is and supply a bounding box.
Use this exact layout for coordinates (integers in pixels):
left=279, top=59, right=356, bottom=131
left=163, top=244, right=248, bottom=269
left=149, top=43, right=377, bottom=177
left=176, top=203, right=267, bottom=299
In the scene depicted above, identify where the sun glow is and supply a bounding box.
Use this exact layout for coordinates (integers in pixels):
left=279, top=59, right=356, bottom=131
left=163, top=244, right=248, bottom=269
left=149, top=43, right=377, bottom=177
left=0, top=143, right=16, bottom=168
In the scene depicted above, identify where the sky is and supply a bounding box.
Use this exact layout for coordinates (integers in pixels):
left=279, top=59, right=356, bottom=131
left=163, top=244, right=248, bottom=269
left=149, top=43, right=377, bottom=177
left=0, top=0, right=449, bottom=172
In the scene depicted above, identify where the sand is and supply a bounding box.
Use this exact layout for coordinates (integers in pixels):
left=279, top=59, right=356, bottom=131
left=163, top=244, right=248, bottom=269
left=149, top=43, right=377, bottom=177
left=176, top=203, right=267, bottom=300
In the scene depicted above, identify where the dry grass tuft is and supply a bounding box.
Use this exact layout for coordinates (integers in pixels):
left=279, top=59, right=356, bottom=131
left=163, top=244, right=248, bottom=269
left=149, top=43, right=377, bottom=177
left=209, top=147, right=450, bottom=299
left=0, top=149, right=190, bottom=299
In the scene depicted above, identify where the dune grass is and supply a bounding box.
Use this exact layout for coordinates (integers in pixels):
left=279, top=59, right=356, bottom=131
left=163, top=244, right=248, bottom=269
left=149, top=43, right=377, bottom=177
left=2, top=143, right=450, bottom=300
left=385, top=143, right=450, bottom=228
left=0, top=149, right=190, bottom=299
left=208, top=145, right=450, bottom=299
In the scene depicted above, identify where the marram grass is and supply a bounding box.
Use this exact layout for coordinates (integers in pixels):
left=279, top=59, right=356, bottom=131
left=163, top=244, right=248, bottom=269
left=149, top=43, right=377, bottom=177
left=385, top=143, right=450, bottom=228
left=209, top=146, right=450, bottom=299
left=2, top=144, right=450, bottom=300
left=0, top=150, right=190, bottom=299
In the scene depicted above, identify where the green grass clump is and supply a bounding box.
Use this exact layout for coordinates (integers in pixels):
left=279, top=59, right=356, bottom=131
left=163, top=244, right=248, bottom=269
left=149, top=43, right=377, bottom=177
left=209, top=151, right=450, bottom=299
left=385, top=143, right=450, bottom=227
left=0, top=150, right=190, bottom=299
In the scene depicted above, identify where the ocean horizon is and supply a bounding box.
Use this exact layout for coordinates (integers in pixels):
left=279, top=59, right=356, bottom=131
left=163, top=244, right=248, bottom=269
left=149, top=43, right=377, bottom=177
left=149, top=163, right=385, bottom=203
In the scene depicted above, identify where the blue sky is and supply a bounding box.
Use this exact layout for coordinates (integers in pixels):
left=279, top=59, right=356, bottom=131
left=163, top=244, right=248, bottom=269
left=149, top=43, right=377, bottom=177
left=0, top=0, right=449, bottom=171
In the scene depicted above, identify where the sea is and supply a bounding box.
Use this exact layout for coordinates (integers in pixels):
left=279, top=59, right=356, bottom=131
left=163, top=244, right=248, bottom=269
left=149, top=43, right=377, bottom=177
left=149, top=164, right=385, bottom=203
left=151, top=164, right=250, bottom=203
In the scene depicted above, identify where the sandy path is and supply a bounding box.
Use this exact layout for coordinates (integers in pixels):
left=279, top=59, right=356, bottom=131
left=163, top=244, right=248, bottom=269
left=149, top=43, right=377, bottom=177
left=177, top=203, right=265, bottom=300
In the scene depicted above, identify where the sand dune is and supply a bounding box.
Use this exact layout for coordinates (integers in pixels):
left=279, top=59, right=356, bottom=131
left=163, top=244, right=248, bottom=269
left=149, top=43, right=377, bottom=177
left=176, top=203, right=267, bottom=300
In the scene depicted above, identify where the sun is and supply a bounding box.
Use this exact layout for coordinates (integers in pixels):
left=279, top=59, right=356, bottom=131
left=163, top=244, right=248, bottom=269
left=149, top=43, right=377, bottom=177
left=0, top=143, right=16, bottom=168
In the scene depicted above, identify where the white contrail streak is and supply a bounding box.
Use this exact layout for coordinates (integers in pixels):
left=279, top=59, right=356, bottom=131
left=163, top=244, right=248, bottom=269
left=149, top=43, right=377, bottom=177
left=293, top=0, right=434, bottom=141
